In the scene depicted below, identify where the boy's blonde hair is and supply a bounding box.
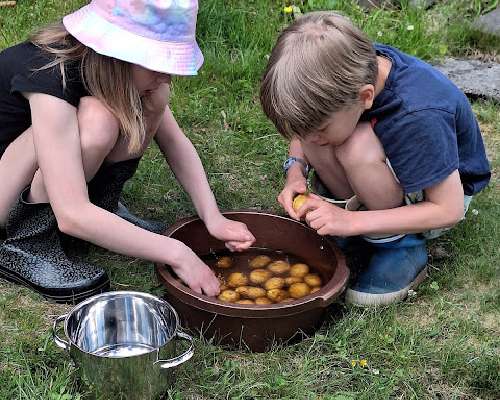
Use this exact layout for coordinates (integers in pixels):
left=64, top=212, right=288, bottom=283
left=260, top=12, right=377, bottom=139
left=31, top=23, right=145, bottom=154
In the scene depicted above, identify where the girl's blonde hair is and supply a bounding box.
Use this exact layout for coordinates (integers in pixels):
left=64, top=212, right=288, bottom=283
left=260, top=12, right=377, bottom=140
left=31, top=22, right=145, bottom=154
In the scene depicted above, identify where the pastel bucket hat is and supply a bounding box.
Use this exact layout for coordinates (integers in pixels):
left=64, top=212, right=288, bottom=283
left=63, top=0, right=204, bottom=75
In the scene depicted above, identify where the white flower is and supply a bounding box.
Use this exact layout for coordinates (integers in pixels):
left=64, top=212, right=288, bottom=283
left=406, top=25, right=415, bottom=31
left=472, top=209, right=479, bottom=216
left=377, top=31, right=383, bottom=37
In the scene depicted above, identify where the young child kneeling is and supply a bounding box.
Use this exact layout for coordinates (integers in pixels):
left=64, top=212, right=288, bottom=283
left=0, top=0, right=255, bottom=302
left=260, top=12, right=491, bottom=306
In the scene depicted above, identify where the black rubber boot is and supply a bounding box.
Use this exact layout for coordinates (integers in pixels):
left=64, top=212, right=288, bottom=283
left=0, top=188, right=109, bottom=303
left=88, top=158, right=166, bottom=234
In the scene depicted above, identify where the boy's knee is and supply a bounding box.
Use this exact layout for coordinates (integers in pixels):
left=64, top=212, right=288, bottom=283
left=335, top=122, right=384, bottom=168
left=78, top=97, right=120, bottom=155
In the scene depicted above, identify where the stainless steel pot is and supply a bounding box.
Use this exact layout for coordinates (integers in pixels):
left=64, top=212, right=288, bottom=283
left=52, top=291, right=194, bottom=400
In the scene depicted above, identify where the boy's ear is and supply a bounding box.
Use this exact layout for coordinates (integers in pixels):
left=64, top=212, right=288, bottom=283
left=358, top=84, right=375, bottom=110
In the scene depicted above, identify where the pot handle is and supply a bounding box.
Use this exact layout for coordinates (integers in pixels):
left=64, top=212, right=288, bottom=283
left=155, top=330, right=194, bottom=369
left=52, top=314, right=70, bottom=351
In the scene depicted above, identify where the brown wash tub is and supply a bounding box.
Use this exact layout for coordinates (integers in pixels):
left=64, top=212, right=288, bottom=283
left=156, top=211, right=349, bottom=352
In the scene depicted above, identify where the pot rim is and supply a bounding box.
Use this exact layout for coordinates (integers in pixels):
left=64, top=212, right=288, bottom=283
left=156, top=211, right=350, bottom=318
left=62, top=291, right=180, bottom=358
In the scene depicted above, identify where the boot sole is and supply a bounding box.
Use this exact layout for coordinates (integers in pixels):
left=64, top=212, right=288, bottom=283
left=0, top=266, right=109, bottom=304
left=345, top=266, right=429, bottom=306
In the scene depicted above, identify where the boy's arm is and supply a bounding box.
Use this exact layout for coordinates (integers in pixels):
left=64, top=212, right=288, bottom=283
left=278, top=138, right=309, bottom=219
left=298, top=170, right=465, bottom=236
left=355, top=169, right=464, bottom=235
left=287, top=138, right=310, bottom=175
left=154, top=106, right=255, bottom=250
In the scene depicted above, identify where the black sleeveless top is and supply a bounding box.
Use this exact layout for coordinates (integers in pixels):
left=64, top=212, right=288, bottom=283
left=0, top=41, right=88, bottom=157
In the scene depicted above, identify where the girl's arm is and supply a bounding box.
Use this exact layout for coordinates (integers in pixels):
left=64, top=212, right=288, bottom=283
left=297, top=170, right=465, bottom=236
left=154, top=105, right=255, bottom=251
left=28, top=93, right=220, bottom=295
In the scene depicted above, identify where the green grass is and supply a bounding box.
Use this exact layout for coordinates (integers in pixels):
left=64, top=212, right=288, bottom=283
left=1, top=1, right=499, bottom=399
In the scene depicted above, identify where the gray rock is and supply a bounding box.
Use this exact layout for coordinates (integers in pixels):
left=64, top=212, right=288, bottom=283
left=435, top=58, right=500, bottom=102
left=472, top=7, right=500, bottom=37
left=357, top=0, right=383, bottom=9
left=356, top=0, right=436, bottom=9
left=409, top=0, right=436, bottom=8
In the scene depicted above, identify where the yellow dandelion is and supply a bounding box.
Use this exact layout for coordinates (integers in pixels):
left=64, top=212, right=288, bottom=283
left=359, top=359, right=368, bottom=368
left=283, top=6, right=293, bottom=14
left=351, top=360, right=357, bottom=367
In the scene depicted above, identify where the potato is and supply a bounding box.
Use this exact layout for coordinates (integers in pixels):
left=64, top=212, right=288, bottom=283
left=218, top=276, right=228, bottom=292
left=267, top=260, right=290, bottom=275
left=289, top=282, right=311, bottom=299
left=246, top=287, right=267, bottom=299
left=290, top=263, right=310, bottom=278
left=255, top=297, right=272, bottom=305
left=227, top=272, right=248, bottom=288
left=280, top=298, right=295, bottom=303
left=310, top=286, right=321, bottom=294
left=285, top=276, right=303, bottom=286
left=235, top=286, right=251, bottom=296
left=235, top=299, right=254, bottom=305
left=292, top=194, right=309, bottom=211
left=304, top=274, right=322, bottom=287
left=249, top=255, right=272, bottom=269
left=215, top=256, right=233, bottom=269
left=218, top=290, right=240, bottom=303
left=236, top=286, right=266, bottom=299
left=267, top=288, right=288, bottom=303
left=249, top=269, right=272, bottom=285
left=264, top=277, right=285, bottom=290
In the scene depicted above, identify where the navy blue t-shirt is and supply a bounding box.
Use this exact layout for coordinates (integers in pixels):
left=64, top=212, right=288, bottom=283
left=362, top=44, right=491, bottom=196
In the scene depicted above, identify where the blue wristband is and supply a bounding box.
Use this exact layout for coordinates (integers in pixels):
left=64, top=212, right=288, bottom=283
left=283, top=157, right=310, bottom=178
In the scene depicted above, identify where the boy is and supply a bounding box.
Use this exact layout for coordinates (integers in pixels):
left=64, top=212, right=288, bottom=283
left=260, top=11, right=491, bottom=306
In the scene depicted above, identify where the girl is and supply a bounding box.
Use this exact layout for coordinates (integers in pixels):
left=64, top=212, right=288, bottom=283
left=0, top=0, right=255, bottom=302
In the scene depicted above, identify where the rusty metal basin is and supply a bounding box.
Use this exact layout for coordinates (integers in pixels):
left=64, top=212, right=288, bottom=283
left=156, top=211, right=349, bottom=352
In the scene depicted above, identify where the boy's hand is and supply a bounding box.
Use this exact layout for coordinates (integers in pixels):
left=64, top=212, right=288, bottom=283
left=206, top=214, right=256, bottom=252
left=296, top=194, right=358, bottom=236
left=278, top=165, right=308, bottom=220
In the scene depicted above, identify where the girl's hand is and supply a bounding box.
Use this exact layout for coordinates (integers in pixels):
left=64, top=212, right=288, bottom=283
left=296, top=194, right=358, bottom=237
left=171, top=246, right=221, bottom=296
left=206, top=214, right=256, bottom=252
left=278, top=166, right=308, bottom=220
